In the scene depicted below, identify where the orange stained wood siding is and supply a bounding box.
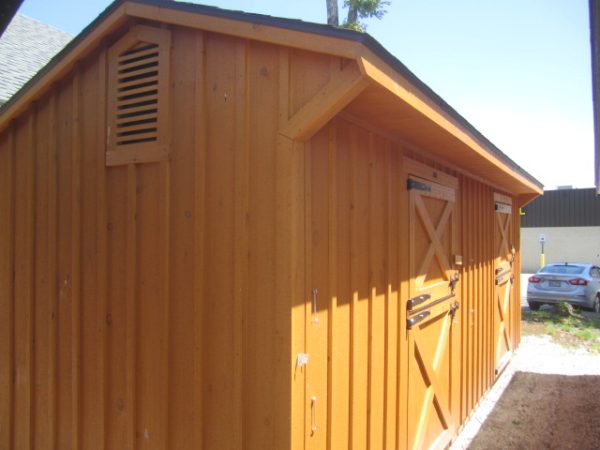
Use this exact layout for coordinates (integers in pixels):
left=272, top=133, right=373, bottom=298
left=0, top=18, right=528, bottom=450
left=303, top=120, right=404, bottom=450
left=300, top=117, right=524, bottom=449
left=0, top=25, right=341, bottom=449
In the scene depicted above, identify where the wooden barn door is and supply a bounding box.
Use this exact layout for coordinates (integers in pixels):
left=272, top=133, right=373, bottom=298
left=405, top=164, right=461, bottom=450
left=493, top=193, right=514, bottom=374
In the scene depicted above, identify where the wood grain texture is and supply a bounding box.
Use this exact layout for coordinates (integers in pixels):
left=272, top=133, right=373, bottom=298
left=32, top=93, right=50, bottom=450
left=125, top=163, right=136, bottom=450
left=0, top=18, right=531, bottom=450
left=47, top=93, right=58, bottom=450
left=191, top=30, right=207, bottom=450
left=166, top=27, right=197, bottom=450
left=0, top=126, right=15, bottom=450
left=71, top=69, right=82, bottom=450
left=13, top=111, right=36, bottom=450
left=94, top=47, right=108, bottom=450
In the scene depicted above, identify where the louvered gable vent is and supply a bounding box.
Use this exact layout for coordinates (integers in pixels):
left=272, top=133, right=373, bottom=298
left=107, top=25, right=171, bottom=166
left=116, top=42, right=160, bottom=145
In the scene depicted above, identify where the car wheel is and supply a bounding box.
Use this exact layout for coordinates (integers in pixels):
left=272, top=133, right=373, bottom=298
left=594, top=296, right=600, bottom=315
left=528, top=301, right=541, bottom=311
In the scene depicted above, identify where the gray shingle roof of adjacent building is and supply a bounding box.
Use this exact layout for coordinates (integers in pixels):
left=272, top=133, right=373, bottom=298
left=0, top=14, right=72, bottom=105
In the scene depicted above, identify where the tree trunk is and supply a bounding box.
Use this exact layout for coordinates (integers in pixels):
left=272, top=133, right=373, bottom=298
left=326, top=0, right=339, bottom=25
left=346, top=4, right=358, bottom=26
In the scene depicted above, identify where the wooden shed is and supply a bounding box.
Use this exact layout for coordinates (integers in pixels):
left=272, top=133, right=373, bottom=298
left=0, top=1, right=543, bottom=448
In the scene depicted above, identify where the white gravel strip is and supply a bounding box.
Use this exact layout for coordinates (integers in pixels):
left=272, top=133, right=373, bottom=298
left=511, top=335, right=600, bottom=375
left=450, top=335, right=600, bottom=450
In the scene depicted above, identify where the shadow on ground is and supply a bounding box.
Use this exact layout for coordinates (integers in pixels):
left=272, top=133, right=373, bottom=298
left=468, top=372, right=600, bottom=450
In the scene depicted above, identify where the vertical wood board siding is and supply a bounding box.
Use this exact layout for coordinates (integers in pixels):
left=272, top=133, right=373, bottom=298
left=0, top=27, right=294, bottom=450
left=0, top=21, right=524, bottom=450
left=306, top=117, right=521, bottom=449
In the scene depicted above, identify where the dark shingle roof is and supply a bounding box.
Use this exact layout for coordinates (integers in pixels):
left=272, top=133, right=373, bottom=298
left=0, top=14, right=72, bottom=105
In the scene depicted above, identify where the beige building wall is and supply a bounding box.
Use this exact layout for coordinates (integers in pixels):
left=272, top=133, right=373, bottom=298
left=521, top=227, right=600, bottom=273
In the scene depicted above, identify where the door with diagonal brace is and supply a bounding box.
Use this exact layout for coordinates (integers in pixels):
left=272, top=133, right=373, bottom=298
left=493, top=193, right=514, bottom=374
left=406, top=168, right=461, bottom=450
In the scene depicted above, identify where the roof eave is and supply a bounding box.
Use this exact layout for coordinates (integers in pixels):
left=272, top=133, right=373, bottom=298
left=0, top=0, right=543, bottom=196
left=355, top=52, right=542, bottom=196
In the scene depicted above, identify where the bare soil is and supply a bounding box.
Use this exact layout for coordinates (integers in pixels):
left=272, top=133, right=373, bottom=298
left=468, top=371, right=600, bottom=450
left=453, top=286, right=600, bottom=449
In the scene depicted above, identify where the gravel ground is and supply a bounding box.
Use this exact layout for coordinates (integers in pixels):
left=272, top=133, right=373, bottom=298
left=450, top=274, right=600, bottom=449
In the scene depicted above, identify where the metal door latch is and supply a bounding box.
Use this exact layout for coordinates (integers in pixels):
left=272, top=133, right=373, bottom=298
left=509, top=246, right=516, bottom=266
left=407, top=294, right=431, bottom=310
left=449, top=272, right=460, bottom=295
left=449, top=301, right=460, bottom=319
left=407, top=310, right=431, bottom=329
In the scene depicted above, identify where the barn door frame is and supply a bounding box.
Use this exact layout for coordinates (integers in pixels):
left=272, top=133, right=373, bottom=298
left=403, top=158, right=462, bottom=450
left=493, top=192, right=515, bottom=375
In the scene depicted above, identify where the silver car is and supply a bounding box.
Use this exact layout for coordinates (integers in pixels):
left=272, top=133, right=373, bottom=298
left=526, top=263, right=600, bottom=313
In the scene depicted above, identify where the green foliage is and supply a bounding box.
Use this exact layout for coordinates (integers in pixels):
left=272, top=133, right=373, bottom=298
left=340, top=0, right=390, bottom=31
left=522, top=305, right=600, bottom=352
left=555, top=301, right=575, bottom=317
left=341, top=21, right=363, bottom=32
left=345, top=0, right=390, bottom=19
left=574, top=328, right=595, bottom=341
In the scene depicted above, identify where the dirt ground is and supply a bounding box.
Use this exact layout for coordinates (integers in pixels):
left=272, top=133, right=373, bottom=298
left=468, top=371, right=600, bottom=450
left=451, top=278, right=600, bottom=449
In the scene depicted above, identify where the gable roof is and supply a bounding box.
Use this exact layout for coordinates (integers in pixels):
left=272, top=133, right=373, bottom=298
left=0, top=14, right=72, bottom=105
left=0, top=0, right=543, bottom=197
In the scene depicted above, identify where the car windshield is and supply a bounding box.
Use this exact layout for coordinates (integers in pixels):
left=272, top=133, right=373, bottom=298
left=540, top=265, right=585, bottom=275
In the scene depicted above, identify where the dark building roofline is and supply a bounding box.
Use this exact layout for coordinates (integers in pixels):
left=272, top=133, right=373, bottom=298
left=0, top=0, right=541, bottom=190
left=521, top=188, right=600, bottom=227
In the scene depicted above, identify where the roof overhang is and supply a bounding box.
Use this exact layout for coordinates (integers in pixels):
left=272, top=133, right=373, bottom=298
left=346, top=53, right=543, bottom=196
left=0, top=0, right=542, bottom=197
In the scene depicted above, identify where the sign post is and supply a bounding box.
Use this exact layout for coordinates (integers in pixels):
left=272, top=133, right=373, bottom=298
left=538, top=234, right=547, bottom=268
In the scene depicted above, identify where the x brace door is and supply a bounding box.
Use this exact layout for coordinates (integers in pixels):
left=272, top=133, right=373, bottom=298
left=406, top=172, right=461, bottom=450
left=493, top=193, right=514, bottom=375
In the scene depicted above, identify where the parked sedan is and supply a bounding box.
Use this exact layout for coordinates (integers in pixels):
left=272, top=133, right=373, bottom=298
left=527, top=263, right=600, bottom=313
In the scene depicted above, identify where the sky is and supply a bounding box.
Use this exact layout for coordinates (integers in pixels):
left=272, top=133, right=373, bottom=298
left=16, top=0, right=595, bottom=189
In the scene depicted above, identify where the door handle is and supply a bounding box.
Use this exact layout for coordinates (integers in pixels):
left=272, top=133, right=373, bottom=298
left=311, top=288, right=319, bottom=324
left=310, top=396, right=318, bottom=434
